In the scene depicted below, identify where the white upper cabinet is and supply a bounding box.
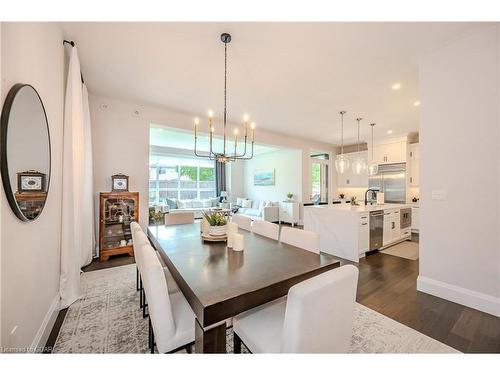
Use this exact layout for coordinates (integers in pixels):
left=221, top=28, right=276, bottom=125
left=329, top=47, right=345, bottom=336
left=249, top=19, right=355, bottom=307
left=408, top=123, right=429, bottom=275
left=337, top=150, right=368, bottom=188
left=370, top=139, right=407, bottom=164
left=409, top=143, right=419, bottom=186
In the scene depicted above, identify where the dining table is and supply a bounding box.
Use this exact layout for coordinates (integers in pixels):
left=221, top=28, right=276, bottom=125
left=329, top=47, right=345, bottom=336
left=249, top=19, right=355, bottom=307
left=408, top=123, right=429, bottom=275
left=147, top=222, right=340, bottom=353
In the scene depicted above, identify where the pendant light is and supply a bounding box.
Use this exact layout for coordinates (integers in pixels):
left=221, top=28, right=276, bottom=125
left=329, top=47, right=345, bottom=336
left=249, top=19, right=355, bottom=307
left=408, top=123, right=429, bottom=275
left=368, top=122, right=378, bottom=176
left=335, top=111, right=350, bottom=175
left=352, top=117, right=367, bottom=174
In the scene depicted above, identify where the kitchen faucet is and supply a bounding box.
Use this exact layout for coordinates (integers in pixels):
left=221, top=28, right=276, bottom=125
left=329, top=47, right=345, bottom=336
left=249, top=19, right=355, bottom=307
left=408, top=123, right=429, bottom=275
left=364, top=189, right=379, bottom=206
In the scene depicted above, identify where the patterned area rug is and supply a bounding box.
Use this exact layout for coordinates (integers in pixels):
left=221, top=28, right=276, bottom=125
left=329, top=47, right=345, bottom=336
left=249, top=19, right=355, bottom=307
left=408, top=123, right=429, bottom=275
left=52, top=264, right=457, bottom=354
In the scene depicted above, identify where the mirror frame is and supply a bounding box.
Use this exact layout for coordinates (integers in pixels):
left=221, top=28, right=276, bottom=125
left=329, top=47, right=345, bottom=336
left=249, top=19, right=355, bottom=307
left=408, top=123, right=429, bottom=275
left=0, top=83, right=52, bottom=222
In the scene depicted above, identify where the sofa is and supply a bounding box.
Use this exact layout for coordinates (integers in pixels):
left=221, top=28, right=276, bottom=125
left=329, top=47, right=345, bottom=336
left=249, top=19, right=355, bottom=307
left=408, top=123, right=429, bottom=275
left=234, top=197, right=279, bottom=223
left=156, top=197, right=220, bottom=219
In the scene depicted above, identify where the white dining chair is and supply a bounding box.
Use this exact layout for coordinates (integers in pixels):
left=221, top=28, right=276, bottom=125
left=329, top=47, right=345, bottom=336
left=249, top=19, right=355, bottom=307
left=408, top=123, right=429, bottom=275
left=280, top=227, right=320, bottom=254
left=134, top=230, right=179, bottom=317
left=131, top=222, right=143, bottom=291
left=231, top=214, right=252, bottom=231
left=251, top=220, right=279, bottom=240
left=232, top=265, right=359, bottom=353
left=132, top=228, right=151, bottom=311
left=164, top=212, right=195, bottom=225
left=141, top=244, right=195, bottom=354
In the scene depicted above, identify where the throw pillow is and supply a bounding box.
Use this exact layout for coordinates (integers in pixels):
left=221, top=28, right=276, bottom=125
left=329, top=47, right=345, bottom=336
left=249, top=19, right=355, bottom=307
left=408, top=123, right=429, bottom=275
left=242, top=199, right=252, bottom=208
left=191, top=200, right=202, bottom=208
left=258, top=201, right=265, bottom=211
left=236, top=197, right=246, bottom=206
left=166, top=198, right=178, bottom=209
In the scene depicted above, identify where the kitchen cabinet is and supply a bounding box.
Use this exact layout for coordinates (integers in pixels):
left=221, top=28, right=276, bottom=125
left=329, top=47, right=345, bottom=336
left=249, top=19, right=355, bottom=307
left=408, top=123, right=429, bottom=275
left=409, top=143, right=420, bottom=186
left=383, top=209, right=401, bottom=245
left=358, top=214, right=369, bottom=254
left=371, top=139, right=407, bottom=164
left=411, top=206, right=419, bottom=232
left=279, top=201, right=300, bottom=226
left=337, top=150, right=368, bottom=188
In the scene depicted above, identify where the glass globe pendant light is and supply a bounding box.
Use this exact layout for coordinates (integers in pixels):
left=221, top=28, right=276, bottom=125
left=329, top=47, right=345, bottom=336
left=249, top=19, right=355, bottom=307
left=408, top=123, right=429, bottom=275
left=368, top=122, right=379, bottom=176
left=352, top=117, right=367, bottom=174
left=335, top=111, right=350, bottom=174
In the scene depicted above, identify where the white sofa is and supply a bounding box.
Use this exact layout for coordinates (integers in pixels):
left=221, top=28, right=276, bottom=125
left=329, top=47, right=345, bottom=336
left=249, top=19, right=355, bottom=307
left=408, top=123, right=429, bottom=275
left=160, top=197, right=220, bottom=219
left=235, top=198, right=279, bottom=223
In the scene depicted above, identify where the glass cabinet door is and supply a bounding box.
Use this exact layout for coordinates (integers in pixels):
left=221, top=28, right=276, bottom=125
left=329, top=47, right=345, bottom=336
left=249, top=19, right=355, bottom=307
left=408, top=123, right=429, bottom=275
left=102, top=198, right=136, bottom=250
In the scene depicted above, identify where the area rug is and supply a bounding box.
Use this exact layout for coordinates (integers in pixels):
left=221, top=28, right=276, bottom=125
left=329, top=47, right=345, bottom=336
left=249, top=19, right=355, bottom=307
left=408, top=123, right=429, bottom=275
left=52, top=264, right=457, bottom=354
left=380, top=240, right=419, bottom=260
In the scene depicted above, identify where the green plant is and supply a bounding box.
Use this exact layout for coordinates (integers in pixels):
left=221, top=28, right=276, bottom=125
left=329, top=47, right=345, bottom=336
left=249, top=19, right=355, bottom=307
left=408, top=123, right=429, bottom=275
left=149, top=207, right=165, bottom=224
left=287, top=192, right=294, bottom=199
left=202, top=211, right=227, bottom=226
left=350, top=196, right=359, bottom=206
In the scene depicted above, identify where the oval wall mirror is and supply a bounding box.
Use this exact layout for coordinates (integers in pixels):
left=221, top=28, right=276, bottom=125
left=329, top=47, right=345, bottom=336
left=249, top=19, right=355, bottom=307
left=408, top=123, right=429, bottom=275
left=1, top=84, right=51, bottom=221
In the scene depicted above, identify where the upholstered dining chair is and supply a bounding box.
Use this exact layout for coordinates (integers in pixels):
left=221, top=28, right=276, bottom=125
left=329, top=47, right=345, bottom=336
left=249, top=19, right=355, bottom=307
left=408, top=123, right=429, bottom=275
left=164, top=212, right=195, bottom=226
left=251, top=220, right=280, bottom=240
left=141, top=244, right=195, bottom=354
left=131, top=225, right=151, bottom=312
left=280, top=227, right=320, bottom=254
left=131, top=222, right=144, bottom=291
left=231, top=214, right=252, bottom=231
left=232, top=265, right=359, bottom=353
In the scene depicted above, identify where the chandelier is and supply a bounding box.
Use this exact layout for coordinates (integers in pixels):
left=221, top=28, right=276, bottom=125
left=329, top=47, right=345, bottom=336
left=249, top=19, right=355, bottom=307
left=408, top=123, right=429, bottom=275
left=351, top=117, right=367, bottom=174
left=193, top=33, right=255, bottom=163
left=334, top=111, right=350, bottom=174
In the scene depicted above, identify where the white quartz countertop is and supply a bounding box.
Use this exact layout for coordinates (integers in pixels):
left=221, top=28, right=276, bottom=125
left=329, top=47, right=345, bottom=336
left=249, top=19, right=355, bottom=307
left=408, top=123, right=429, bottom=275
left=304, top=203, right=412, bottom=214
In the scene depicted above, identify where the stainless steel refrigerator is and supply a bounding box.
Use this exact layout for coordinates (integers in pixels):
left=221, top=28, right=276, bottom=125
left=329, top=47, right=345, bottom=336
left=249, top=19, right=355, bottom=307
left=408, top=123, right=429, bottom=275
left=368, top=163, right=406, bottom=204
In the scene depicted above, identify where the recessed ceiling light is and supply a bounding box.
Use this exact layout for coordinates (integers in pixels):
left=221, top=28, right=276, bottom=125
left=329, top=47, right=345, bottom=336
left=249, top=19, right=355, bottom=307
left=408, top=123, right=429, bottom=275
left=413, top=101, right=421, bottom=106
left=387, top=130, right=393, bottom=134
left=392, top=83, right=401, bottom=90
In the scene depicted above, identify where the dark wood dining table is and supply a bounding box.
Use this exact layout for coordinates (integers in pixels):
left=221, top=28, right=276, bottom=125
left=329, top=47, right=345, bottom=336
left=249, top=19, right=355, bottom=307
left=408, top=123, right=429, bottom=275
left=147, top=222, right=340, bottom=353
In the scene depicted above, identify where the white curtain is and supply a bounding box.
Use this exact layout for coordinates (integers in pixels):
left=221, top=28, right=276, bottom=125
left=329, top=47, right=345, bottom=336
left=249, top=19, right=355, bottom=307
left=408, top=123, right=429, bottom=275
left=60, top=46, right=95, bottom=309
left=81, top=83, right=95, bottom=265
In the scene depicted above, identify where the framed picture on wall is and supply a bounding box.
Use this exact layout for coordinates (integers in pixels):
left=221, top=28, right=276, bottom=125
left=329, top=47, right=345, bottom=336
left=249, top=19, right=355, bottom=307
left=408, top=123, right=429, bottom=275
left=254, top=169, right=275, bottom=186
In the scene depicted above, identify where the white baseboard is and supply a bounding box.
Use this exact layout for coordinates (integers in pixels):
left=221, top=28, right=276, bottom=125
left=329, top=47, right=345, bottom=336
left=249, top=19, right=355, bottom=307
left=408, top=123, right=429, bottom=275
left=30, top=294, right=60, bottom=352
left=417, top=276, right=500, bottom=317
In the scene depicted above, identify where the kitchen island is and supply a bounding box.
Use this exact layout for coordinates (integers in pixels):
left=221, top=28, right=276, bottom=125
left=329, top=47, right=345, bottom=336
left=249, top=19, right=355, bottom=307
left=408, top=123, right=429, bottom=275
left=303, top=203, right=412, bottom=262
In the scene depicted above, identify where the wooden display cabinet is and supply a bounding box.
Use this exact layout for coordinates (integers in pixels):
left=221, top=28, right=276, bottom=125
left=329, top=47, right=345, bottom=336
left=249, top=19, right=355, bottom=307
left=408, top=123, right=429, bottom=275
left=99, top=192, right=139, bottom=261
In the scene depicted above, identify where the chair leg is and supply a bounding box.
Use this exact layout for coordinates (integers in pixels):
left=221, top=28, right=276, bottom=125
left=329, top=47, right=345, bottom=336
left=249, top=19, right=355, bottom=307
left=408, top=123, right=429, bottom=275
left=139, top=277, right=143, bottom=308
left=136, top=267, right=139, bottom=291
left=185, top=344, right=192, bottom=354
left=149, top=317, right=155, bottom=354
left=233, top=332, right=242, bottom=354
left=143, top=291, right=148, bottom=318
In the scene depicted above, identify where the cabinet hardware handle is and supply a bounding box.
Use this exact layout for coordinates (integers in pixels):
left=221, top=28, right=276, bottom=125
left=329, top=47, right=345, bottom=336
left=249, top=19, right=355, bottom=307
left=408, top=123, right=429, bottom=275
left=361, top=223, right=368, bottom=226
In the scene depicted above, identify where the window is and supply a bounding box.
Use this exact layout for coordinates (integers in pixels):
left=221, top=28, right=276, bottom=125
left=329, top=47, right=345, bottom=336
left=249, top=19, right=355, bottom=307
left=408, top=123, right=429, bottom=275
left=149, top=155, right=216, bottom=206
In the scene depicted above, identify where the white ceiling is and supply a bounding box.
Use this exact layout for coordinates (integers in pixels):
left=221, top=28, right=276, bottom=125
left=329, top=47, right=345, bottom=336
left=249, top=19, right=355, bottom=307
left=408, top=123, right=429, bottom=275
left=61, top=22, right=483, bottom=145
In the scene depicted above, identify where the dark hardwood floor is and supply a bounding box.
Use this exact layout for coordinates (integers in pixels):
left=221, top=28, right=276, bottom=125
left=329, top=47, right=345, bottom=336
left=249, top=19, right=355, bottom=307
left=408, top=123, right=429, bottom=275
left=47, top=232, right=500, bottom=353
left=82, top=253, right=136, bottom=272
left=351, top=249, right=500, bottom=353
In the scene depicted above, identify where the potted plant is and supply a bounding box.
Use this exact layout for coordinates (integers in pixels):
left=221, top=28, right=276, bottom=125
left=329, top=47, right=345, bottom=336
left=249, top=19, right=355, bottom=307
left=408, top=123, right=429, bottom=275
left=286, top=192, right=294, bottom=201
left=202, top=211, right=228, bottom=236
left=350, top=196, right=359, bottom=206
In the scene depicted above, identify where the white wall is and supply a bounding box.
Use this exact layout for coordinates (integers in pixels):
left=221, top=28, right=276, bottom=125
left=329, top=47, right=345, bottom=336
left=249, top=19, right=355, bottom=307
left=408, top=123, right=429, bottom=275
left=1, top=23, right=64, bottom=348
left=242, top=149, right=302, bottom=203
left=418, top=25, right=500, bottom=317
left=90, top=94, right=336, bottom=230
left=227, top=159, right=245, bottom=200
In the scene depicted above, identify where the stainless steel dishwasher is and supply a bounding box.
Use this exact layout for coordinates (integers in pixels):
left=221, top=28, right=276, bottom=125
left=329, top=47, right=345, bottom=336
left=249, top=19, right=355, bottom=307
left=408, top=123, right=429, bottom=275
left=369, top=210, right=384, bottom=250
